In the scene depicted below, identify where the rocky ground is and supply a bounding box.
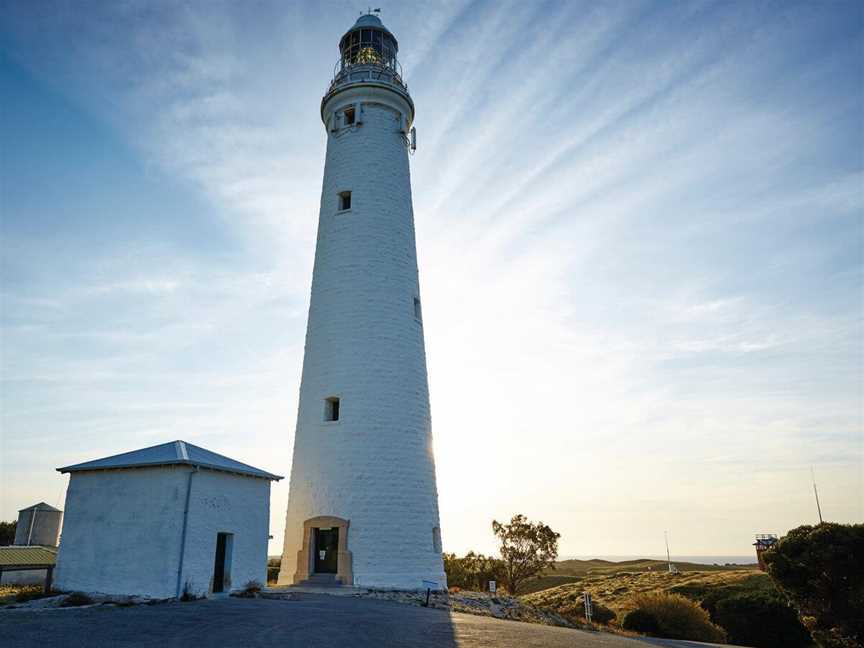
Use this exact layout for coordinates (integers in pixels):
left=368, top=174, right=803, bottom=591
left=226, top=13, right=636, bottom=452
left=1, top=591, right=168, bottom=611
left=349, top=588, right=585, bottom=630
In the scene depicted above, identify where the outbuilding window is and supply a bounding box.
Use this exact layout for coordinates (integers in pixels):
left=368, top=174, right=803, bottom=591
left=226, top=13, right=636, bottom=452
left=324, top=397, right=340, bottom=422
left=338, top=191, right=352, bottom=211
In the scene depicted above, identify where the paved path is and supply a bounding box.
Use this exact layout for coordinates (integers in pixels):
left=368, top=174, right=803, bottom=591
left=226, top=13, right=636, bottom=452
left=0, top=593, right=735, bottom=648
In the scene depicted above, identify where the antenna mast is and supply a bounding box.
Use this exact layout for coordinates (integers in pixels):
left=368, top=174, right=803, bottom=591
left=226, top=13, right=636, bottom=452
left=811, top=466, right=823, bottom=524
left=665, top=531, right=673, bottom=573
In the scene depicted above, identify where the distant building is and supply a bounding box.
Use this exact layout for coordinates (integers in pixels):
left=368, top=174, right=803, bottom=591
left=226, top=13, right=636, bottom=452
left=54, top=440, right=282, bottom=598
left=14, top=502, right=62, bottom=547
left=753, top=534, right=778, bottom=571
left=0, top=546, right=56, bottom=588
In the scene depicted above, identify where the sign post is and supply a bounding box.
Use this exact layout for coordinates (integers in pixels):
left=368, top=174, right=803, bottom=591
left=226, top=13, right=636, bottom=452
left=583, top=591, right=593, bottom=623
left=422, top=580, right=438, bottom=607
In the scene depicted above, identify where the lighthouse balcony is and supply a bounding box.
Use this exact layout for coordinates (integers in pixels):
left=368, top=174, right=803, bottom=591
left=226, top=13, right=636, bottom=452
left=327, top=61, right=408, bottom=96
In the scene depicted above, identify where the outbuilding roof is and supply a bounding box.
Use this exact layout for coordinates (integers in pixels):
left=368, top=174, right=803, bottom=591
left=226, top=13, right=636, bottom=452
left=0, top=546, right=56, bottom=567
left=57, top=440, right=283, bottom=481
left=19, top=502, right=61, bottom=513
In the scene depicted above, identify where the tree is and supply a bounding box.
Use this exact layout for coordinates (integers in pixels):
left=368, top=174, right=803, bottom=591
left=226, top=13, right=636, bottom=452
left=0, top=520, right=16, bottom=546
left=764, top=522, right=864, bottom=648
left=491, top=514, right=560, bottom=594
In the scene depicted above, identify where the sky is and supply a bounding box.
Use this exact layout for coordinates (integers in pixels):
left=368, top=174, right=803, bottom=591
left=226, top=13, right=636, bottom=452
left=0, top=0, right=861, bottom=559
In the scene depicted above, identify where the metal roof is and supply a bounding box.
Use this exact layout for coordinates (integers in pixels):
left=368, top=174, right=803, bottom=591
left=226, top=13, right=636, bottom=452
left=347, top=12, right=394, bottom=37
left=354, top=14, right=384, bottom=28
left=19, top=502, right=61, bottom=513
left=57, top=440, right=283, bottom=481
left=0, top=546, right=57, bottom=567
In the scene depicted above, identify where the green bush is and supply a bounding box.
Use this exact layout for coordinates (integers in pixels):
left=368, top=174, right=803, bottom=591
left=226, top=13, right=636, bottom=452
left=764, top=523, right=863, bottom=648
left=443, top=552, right=503, bottom=592
left=623, top=608, right=661, bottom=635
left=626, top=593, right=727, bottom=643
left=712, top=591, right=813, bottom=648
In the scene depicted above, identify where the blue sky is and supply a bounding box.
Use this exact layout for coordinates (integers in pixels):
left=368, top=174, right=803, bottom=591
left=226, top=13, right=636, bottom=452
left=1, top=0, right=861, bottom=557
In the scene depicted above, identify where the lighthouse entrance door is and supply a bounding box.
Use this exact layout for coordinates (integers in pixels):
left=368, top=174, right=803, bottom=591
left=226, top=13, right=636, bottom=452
left=313, top=527, right=339, bottom=574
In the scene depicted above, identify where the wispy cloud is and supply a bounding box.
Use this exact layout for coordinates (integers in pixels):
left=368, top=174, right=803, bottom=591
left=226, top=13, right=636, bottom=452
left=1, top=0, right=861, bottom=555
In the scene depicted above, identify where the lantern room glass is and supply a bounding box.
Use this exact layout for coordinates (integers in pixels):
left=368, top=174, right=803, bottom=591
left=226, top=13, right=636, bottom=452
left=339, top=27, right=398, bottom=71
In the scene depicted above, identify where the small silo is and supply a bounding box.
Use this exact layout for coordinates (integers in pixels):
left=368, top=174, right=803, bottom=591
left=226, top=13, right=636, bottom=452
left=14, top=502, right=62, bottom=547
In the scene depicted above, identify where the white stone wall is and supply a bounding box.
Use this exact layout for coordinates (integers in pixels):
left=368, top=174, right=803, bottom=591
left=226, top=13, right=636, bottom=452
left=54, top=466, right=271, bottom=598
left=280, top=97, right=446, bottom=590
left=179, top=469, right=271, bottom=596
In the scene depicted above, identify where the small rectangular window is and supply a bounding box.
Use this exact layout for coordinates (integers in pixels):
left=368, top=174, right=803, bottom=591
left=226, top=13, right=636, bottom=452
left=325, top=397, right=340, bottom=422
left=338, top=191, right=351, bottom=211
left=413, top=297, right=422, bottom=322
left=432, top=526, right=442, bottom=553
left=344, top=107, right=355, bottom=125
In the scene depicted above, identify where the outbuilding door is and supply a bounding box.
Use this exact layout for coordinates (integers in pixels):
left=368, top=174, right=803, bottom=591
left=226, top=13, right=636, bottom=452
left=313, top=527, right=338, bottom=574
left=212, top=532, right=233, bottom=593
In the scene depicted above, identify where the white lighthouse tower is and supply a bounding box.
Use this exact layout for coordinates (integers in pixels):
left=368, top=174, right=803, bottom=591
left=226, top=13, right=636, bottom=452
left=278, top=13, right=446, bottom=590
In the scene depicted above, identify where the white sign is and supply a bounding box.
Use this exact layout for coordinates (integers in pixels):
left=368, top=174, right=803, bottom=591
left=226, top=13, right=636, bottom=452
left=319, top=550, right=326, bottom=560
left=488, top=580, right=497, bottom=593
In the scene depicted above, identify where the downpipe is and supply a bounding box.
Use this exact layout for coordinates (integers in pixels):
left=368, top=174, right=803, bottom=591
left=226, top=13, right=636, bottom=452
left=175, top=465, right=198, bottom=598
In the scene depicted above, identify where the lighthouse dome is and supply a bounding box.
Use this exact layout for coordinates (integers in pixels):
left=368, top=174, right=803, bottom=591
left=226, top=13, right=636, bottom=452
left=352, top=13, right=385, bottom=29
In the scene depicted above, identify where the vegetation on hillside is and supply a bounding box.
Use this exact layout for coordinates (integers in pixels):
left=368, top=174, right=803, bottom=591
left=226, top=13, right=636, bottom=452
left=764, top=522, right=863, bottom=648
left=522, top=569, right=814, bottom=647
left=520, top=557, right=757, bottom=595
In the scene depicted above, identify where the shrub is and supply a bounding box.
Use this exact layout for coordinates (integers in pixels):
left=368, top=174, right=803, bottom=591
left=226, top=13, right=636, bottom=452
left=713, top=591, right=813, bottom=648
left=179, top=581, right=201, bottom=602
left=550, top=592, right=616, bottom=625
left=234, top=580, right=262, bottom=598
left=60, top=592, right=93, bottom=607
left=626, top=593, right=726, bottom=643
left=764, top=523, right=863, bottom=648
left=623, top=609, right=661, bottom=635
left=443, top=552, right=503, bottom=592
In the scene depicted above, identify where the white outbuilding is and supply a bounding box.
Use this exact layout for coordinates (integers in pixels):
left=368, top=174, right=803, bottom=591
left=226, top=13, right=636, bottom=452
left=54, top=440, right=282, bottom=599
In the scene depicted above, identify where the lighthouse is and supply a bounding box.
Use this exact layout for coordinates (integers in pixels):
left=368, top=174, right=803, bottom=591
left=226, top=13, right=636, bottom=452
left=278, top=13, right=446, bottom=589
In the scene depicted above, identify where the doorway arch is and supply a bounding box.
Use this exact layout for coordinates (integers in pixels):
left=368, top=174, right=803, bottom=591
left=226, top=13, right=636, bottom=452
left=294, top=516, right=352, bottom=585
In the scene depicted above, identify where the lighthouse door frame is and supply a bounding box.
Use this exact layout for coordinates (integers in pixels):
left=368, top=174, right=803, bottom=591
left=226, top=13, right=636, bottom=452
left=294, top=515, right=353, bottom=585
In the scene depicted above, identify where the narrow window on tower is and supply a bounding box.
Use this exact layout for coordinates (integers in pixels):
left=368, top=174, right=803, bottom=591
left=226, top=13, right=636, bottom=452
left=413, top=297, right=422, bottom=322
left=324, top=397, right=340, bottom=422
left=338, top=191, right=352, bottom=211
left=343, top=106, right=356, bottom=126
left=432, top=526, right=442, bottom=553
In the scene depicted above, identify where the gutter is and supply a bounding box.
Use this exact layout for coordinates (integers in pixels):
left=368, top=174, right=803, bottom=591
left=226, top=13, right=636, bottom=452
left=175, top=465, right=198, bottom=598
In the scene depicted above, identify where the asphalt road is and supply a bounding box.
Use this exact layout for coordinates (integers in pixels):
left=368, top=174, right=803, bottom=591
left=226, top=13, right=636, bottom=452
left=0, top=593, right=736, bottom=648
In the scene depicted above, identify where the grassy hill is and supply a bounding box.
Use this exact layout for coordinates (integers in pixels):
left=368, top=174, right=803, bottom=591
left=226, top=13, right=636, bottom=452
left=520, top=569, right=814, bottom=647
left=520, top=558, right=757, bottom=595
left=521, top=569, right=764, bottom=617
